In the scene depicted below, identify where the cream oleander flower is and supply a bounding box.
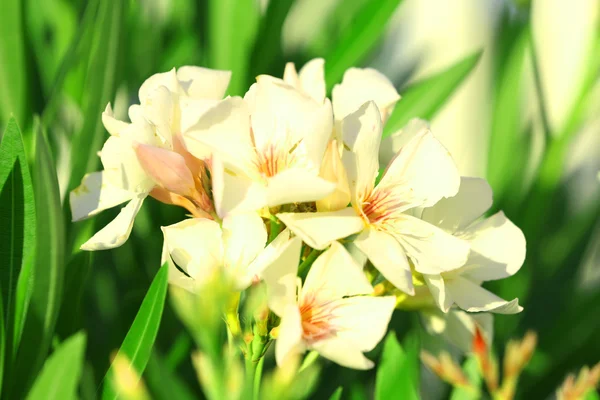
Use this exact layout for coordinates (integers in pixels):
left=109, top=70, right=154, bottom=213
left=70, top=67, right=230, bottom=251
left=262, top=239, right=396, bottom=370
left=184, top=77, right=336, bottom=216
left=282, top=58, right=401, bottom=125
left=419, top=177, right=526, bottom=314
left=162, top=213, right=292, bottom=291
left=421, top=309, right=493, bottom=353
left=278, top=103, right=469, bottom=295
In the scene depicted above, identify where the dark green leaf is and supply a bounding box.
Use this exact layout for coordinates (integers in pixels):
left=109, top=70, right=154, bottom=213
left=383, top=50, right=483, bottom=137
left=67, top=0, right=125, bottom=195
left=328, top=387, right=343, bottom=400
left=487, top=27, right=530, bottom=201
left=11, top=119, right=66, bottom=397
left=375, top=331, right=420, bottom=400
left=0, top=0, right=27, bottom=125
left=249, top=0, right=295, bottom=78
left=25, top=332, right=87, bottom=400
left=101, top=264, right=169, bottom=400
left=208, top=0, right=260, bottom=95
left=0, top=117, right=35, bottom=376
left=0, top=281, right=4, bottom=394
left=324, top=0, right=403, bottom=90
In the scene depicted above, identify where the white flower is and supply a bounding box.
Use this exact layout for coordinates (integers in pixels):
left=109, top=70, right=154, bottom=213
left=420, top=308, right=494, bottom=353
left=262, top=240, right=396, bottom=370
left=184, top=77, right=336, bottom=216
left=277, top=106, right=469, bottom=295
left=70, top=67, right=230, bottom=251
left=162, top=213, right=291, bottom=291
left=282, top=58, right=401, bottom=124
left=419, top=177, right=526, bottom=314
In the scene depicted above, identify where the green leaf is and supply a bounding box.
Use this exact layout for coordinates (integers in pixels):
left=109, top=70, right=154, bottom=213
left=450, top=356, right=481, bottom=400
left=67, top=0, right=125, bottom=195
left=0, top=281, right=4, bottom=394
left=249, top=0, right=295, bottom=78
left=375, top=331, right=420, bottom=400
left=0, top=117, right=35, bottom=374
left=101, top=264, right=169, bottom=400
left=11, top=119, right=66, bottom=397
left=0, top=0, right=27, bottom=125
left=25, top=332, right=87, bottom=400
left=208, top=0, right=260, bottom=95
left=328, top=387, right=343, bottom=400
left=486, top=27, right=530, bottom=201
left=324, top=0, right=403, bottom=90
left=383, top=50, right=483, bottom=138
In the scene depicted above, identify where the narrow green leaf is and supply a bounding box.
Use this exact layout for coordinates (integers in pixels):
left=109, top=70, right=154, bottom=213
left=375, top=331, right=420, bottom=400
left=25, top=332, right=87, bottom=400
left=67, top=0, right=125, bottom=193
left=11, top=119, right=66, bottom=397
left=0, top=0, right=27, bottom=125
left=249, top=0, right=295, bottom=78
left=328, top=387, right=343, bottom=400
left=208, top=0, right=260, bottom=95
left=383, top=50, right=483, bottom=137
left=101, top=264, right=169, bottom=400
left=450, top=356, right=481, bottom=400
left=0, top=117, right=35, bottom=370
left=324, top=0, right=403, bottom=90
left=487, top=27, right=530, bottom=200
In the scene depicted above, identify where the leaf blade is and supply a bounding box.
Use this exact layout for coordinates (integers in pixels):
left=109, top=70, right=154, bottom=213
left=375, top=331, right=420, bottom=400
left=101, top=264, right=169, bottom=400
left=25, top=332, right=87, bottom=400
left=383, top=50, right=483, bottom=138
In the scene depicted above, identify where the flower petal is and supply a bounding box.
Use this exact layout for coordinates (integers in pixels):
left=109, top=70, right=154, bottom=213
left=266, top=168, right=335, bottom=207
left=248, top=229, right=293, bottom=283
left=102, top=103, right=129, bottom=136
left=329, top=296, right=396, bottom=352
left=341, top=101, right=382, bottom=204
left=445, top=276, right=523, bottom=314
left=276, top=208, right=363, bottom=250
left=161, top=218, right=224, bottom=282
left=316, top=139, right=351, bottom=212
left=378, top=127, right=460, bottom=209
left=211, top=156, right=267, bottom=218
left=311, top=337, right=374, bottom=370
left=421, top=177, right=493, bottom=233
left=392, top=214, right=470, bottom=274
left=176, top=66, right=231, bottom=99
left=262, top=236, right=303, bottom=316
left=162, top=239, right=196, bottom=293
left=420, top=309, right=493, bottom=353
left=458, top=211, right=526, bottom=281
left=275, top=304, right=306, bottom=367
left=134, top=144, right=195, bottom=197
left=353, top=228, right=414, bottom=295
left=251, top=78, right=333, bottom=168
left=378, top=118, right=428, bottom=171
left=298, top=58, right=326, bottom=104
left=80, top=196, right=145, bottom=251
left=70, top=171, right=135, bottom=221
left=222, top=212, right=267, bottom=286
left=332, top=67, right=400, bottom=122
left=184, top=97, right=256, bottom=177
left=141, top=85, right=175, bottom=145
left=139, top=68, right=180, bottom=103
left=423, top=274, right=453, bottom=313
left=302, top=241, right=373, bottom=299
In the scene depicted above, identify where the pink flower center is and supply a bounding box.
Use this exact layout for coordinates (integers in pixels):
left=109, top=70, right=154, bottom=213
left=361, top=188, right=408, bottom=226
left=299, top=292, right=339, bottom=342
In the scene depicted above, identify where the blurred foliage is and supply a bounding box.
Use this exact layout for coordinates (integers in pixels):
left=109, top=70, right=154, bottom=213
left=0, top=0, right=598, bottom=399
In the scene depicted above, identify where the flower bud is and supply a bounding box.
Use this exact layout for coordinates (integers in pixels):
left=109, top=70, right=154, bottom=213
left=134, top=143, right=196, bottom=198
left=316, top=140, right=351, bottom=212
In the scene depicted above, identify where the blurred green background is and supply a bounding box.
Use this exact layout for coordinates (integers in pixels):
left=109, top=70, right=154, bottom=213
left=0, top=0, right=599, bottom=398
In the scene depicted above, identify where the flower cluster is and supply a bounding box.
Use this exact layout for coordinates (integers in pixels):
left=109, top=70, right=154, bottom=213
left=71, top=59, right=526, bottom=369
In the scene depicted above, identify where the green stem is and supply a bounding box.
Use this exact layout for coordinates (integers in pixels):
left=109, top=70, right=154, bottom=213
left=298, top=248, right=321, bottom=278
left=253, top=356, right=265, bottom=399
left=268, top=216, right=283, bottom=244
left=299, top=351, right=319, bottom=372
